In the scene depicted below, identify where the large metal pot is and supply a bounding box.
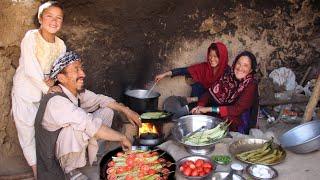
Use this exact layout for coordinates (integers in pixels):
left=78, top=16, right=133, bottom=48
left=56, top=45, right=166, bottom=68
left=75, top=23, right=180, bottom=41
left=279, top=120, right=320, bottom=154
left=124, top=89, right=160, bottom=114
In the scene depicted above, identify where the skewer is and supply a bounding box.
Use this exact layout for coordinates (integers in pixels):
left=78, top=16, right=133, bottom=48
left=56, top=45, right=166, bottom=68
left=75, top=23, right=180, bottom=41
left=159, top=151, right=167, bottom=157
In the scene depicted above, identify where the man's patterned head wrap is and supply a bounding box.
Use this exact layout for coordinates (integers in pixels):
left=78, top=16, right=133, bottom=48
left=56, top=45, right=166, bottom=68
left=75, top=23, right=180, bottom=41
left=50, top=51, right=80, bottom=79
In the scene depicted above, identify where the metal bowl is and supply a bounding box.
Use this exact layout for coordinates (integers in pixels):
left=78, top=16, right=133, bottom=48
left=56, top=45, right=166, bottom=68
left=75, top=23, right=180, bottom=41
left=212, top=171, right=245, bottom=180
left=229, top=138, right=286, bottom=165
left=246, top=164, right=278, bottom=179
left=279, top=120, right=320, bottom=154
left=176, top=155, right=215, bottom=179
left=172, top=115, right=225, bottom=155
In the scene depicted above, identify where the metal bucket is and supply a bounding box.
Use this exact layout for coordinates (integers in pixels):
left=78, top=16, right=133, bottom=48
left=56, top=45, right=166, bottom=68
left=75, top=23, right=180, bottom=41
left=124, top=89, right=160, bottom=114
left=279, top=120, right=320, bottom=153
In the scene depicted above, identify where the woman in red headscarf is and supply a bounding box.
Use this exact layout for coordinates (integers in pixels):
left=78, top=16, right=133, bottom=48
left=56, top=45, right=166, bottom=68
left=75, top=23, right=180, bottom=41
left=155, top=42, right=229, bottom=102
left=191, top=51, right=259, bottom=134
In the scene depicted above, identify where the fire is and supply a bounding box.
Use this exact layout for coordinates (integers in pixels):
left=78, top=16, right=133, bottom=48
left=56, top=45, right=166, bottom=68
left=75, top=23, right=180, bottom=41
left=139, top=123, right=158, bottom=136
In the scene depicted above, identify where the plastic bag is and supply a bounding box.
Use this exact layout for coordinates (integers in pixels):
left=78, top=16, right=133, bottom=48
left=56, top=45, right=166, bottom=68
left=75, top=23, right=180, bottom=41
left=269, top=67, right=298, bottom=91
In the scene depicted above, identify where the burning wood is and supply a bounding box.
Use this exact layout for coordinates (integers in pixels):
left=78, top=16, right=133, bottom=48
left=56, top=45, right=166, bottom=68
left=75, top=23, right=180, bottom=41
left=139, top=123, right=158, bottom=136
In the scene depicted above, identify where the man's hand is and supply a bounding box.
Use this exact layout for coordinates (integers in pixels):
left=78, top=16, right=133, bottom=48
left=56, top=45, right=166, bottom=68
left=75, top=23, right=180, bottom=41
left=120, top=135, right=132, bottom=151
left=123, top=108, right=142, bottom=127
left=48, top=85, right=62, bottom=94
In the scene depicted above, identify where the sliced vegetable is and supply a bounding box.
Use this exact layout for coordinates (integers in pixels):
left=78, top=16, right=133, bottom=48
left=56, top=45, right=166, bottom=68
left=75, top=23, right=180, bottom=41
left=140, top=112, right=170, bottom=119
left=183, top=122, right=229, bottom=145
left=212, top=155, right=231, bottom=165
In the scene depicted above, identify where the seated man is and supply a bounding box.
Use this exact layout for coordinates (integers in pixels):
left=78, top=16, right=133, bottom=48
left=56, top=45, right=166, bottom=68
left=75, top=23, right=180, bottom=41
left=34, top=51, right=142, bottom=180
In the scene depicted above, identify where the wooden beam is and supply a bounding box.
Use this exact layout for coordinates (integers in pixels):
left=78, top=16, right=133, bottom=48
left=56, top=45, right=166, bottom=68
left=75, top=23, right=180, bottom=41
left=303, top=74, right=320, bottom=123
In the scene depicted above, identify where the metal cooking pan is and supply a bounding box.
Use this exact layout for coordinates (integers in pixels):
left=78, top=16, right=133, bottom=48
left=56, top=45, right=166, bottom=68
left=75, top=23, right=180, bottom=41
left=124, top=89, right=160, bottom=114
left=99, top=146, right=176, bottom=180
left=140, top=111, right=173, bottom=123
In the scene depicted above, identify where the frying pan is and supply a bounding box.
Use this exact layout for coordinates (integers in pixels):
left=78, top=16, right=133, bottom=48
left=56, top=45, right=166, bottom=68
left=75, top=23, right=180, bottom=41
left=140, top=111, right=174, bottom=123
left=99, top=146, right=176, bottom=179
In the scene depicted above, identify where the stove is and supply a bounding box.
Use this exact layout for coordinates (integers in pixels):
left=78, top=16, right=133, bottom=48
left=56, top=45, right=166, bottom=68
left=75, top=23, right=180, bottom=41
left=134, top=114, right=172, bottom=146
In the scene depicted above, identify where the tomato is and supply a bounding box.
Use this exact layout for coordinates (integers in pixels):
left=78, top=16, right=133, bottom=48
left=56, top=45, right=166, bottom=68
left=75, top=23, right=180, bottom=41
left=116, top=167, right=125, bottom=174
left=116, top=152, right=124, bottom=157
left=161, top=168, right=170, bottom=174
left=185, top=160, right=193, bottom=166
left=143, top=153, right=152, bottom=158
left=189, top=162, right=196, bottom=169
left=199, top=171, right=205, bottom=176
left=107, top=174, right=116, bottom=180
left=157, top=158, right=166, bottom=163
left=127, top=153, right=136, bottom=159
left=183, top=167, right=192, bottom=176
left=140, top=164, right=150, bottom=172
left=148, top=169, right=157, bottom=175
left=106, top=167, right=115, bottom=174
left=196, top=167, right=204, bottom=173
left=136, top=153, right=144, bottom=158
left=138, top=171, right=145, bottom=178
left=195, top=159, right=204, bottom=167
left=108, top=160, right=115, bottom=167
left=191, top=169, right=199, bottom=176
left=136, top=159, right=144, bottom=167
left=203, top=162, right=212, bottom=169
left=203, top=167, right=211, bottom=174
left=179, top=165, right=184, bottom=172
left=125, top=175, right=134, bottom=180
left=126, top=158, right=134, bottom=167
left=125, top=166, right=133, bottom=171
left=151, top=151, right=159, bottom=156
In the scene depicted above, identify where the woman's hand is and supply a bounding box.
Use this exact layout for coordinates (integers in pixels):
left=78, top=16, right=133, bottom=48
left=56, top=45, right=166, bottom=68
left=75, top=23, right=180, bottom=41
left=120, top=135, right=132, bottom=151
left=191, top=106, right=211, bottom=114
left=48, top=85, right=62, bottom=93
left=44, top=78, right=54, bottom=87
left=154, top=71, right=172, bottom=82
left=123, top=108, right=142, bottom=127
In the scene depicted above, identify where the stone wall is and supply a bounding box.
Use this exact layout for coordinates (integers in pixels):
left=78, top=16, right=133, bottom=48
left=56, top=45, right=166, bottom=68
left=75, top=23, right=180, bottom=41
left=0, top=0, right=319, bottom=174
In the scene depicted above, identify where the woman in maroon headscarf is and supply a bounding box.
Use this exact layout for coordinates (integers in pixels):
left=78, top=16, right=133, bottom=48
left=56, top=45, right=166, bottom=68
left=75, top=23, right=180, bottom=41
left=191, top=51, right=259, bottom=134
left=155, top=42, right=229, bottom=102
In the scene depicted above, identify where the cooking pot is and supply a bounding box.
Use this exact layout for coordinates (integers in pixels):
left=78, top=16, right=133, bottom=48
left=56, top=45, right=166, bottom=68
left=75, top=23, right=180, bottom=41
left=124, top=89, right=160, bottom=114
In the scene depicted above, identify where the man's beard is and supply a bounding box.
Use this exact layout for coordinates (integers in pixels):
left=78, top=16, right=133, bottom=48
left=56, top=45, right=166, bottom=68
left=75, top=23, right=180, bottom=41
left=76, top=78, right=85, bottom=93
left=77, top=85, right=85, bottom=93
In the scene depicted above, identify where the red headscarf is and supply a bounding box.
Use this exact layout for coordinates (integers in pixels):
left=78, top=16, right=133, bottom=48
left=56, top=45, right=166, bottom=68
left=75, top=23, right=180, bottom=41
left=187, top=42, right=228, bottom=89
left=209, top=60, right=256, bottom=105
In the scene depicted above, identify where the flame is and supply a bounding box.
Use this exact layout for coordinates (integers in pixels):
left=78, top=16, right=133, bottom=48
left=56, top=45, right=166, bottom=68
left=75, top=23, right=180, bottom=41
left=139, top=123, right=158, bottom=136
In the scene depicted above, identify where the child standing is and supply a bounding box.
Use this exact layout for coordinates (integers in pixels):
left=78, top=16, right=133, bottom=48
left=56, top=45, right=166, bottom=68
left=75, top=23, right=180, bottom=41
left=11, top=1, right=66, bottom=178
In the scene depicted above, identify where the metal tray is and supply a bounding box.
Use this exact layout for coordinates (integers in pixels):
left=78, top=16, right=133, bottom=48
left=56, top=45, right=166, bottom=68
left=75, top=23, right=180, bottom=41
left=228, top=138, right=286, bottom=166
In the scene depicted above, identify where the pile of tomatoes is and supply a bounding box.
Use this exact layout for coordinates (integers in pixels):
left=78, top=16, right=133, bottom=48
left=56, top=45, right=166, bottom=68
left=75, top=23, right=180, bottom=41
left=179, top=159, right=213, bottom=177
left=106, top=150, right=172, bottom=180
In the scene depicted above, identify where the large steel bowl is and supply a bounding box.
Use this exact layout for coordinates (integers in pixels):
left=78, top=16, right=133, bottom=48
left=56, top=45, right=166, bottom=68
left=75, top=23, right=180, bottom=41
left=172, top=115, right=225, bottom=155
left=176, top=155, right=215, bottom=179
left=279, top=120, right=320, bottom=154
